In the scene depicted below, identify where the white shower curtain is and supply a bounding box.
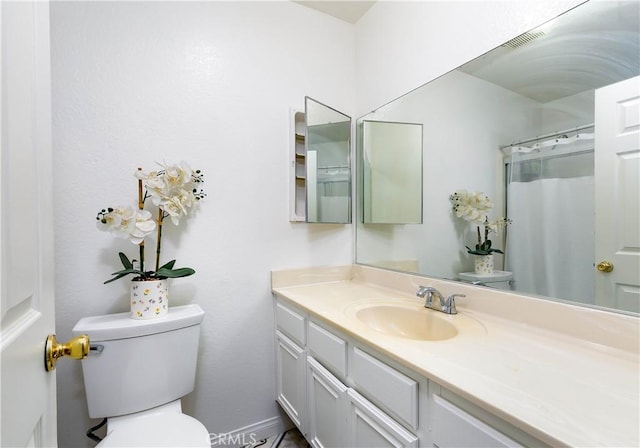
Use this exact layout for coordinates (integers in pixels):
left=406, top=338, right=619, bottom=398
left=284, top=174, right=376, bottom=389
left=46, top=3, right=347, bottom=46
left=506, top=167, right=595, bottom=303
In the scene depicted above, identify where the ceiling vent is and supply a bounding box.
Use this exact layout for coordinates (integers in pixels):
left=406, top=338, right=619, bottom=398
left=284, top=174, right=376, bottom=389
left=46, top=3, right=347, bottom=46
left=502, top=30, right=546, bottom=49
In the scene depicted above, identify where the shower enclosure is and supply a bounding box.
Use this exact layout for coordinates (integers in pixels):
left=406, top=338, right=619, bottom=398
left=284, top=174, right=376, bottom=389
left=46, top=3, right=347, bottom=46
left=502, top=125, right=595, bottom=303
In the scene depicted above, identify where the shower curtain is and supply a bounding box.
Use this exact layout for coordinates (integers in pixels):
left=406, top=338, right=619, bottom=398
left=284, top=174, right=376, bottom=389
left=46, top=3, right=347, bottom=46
left=505, top=148, right=595, bottom=303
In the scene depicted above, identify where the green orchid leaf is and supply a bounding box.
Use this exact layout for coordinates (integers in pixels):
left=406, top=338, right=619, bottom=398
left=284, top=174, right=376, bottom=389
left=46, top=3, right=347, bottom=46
left=158, top=259, right=176, bottom=270
left=154, top=267, right=196, bottom=278
left=118, top=252, right=133, bottom=270
left=104, top=268, right=144, bottom=284
left=109, top=268, right=145, bottom=276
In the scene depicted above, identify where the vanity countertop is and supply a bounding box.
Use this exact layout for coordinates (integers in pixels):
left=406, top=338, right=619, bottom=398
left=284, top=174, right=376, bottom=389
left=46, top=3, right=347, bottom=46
left=271, top=265, right=639, bottom=448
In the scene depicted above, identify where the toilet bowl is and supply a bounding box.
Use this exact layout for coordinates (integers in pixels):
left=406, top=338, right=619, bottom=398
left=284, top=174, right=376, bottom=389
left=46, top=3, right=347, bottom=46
left=73, top=304, right=209, bottom=448
left=96, top=401, right=209, bottom=448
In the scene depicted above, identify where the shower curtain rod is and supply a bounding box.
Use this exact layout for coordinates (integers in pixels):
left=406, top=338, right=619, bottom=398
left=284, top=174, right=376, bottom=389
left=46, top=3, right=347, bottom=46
left=499, top=123, right=594, bottom=150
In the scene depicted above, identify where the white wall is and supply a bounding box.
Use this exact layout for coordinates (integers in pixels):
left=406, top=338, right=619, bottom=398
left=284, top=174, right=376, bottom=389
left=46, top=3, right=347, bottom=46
left=50, top=2, right=354, bottom=447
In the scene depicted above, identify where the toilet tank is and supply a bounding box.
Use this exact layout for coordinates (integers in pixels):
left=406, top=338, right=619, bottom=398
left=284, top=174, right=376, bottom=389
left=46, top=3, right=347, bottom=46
left=72, top=304, right=205, bottom=419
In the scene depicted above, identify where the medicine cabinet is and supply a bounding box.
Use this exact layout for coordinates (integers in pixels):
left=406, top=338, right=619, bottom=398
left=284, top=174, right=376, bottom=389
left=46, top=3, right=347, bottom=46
left=289, top=97, right=352, bottom=224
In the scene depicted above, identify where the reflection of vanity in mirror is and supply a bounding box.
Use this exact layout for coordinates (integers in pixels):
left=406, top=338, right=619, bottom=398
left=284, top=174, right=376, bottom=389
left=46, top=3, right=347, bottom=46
left=290, top=97, right=351, bottom=224
left=356, top=1, right=639, bottom=314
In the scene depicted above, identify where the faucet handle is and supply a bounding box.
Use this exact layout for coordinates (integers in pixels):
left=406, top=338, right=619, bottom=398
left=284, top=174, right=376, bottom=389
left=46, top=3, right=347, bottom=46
left=445, top=293, right=465, bottom=314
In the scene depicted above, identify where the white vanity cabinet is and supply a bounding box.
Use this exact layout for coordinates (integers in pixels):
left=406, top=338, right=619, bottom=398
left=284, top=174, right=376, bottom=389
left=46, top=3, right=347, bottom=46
left=306, top=354, right=419, bottom=448
left=274, top=297, right=422, bottom=447
left=273, top=296, right=540, bottom=448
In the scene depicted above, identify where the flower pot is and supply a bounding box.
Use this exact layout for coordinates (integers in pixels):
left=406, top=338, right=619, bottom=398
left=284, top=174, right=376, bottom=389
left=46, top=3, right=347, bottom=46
left=474, top=254, right=494, bottom=275
left=130, top=279, right=168, bottom=319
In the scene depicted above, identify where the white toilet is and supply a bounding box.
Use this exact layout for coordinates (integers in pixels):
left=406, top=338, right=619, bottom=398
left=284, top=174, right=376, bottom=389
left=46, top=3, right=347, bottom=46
left=72, top=304, right=210, bottom=447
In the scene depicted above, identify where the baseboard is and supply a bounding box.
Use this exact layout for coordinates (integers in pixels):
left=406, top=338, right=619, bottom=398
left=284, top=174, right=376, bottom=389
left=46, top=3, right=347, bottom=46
left=210, top=415, right=292, bottom=447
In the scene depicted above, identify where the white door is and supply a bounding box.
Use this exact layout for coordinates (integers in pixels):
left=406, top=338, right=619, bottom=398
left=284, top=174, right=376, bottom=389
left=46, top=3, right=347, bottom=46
left=594, top=76, right=640, bottom=313
left=1, top=1, right=57, bottom=447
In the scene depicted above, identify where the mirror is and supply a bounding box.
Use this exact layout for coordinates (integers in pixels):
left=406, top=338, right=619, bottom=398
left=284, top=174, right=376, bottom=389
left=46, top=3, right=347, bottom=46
left=305, top=97, right=351, bottom=223
left=356, top=1, right=640, bottom=314
left=362, top=121, right=423, bottom=224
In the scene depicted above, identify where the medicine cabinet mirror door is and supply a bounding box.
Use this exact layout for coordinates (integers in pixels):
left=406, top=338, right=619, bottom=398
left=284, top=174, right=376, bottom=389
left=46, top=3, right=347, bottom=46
left=305, top=96, right=352, bottom=224
left=361, top=120, right=423, bottom=224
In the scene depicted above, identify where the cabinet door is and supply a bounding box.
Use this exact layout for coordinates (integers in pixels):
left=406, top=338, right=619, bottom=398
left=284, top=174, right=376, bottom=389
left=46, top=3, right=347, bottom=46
left=307, top=357, right=347, bottom=448
left=347, top=389, right=418, bottom=448
left=276, top=332, right=306, bottom=431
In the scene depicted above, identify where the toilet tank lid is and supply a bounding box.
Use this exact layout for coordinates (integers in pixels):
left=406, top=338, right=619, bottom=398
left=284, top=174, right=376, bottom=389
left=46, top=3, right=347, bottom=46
left=458, top=270, right=513, bottom=283
left=72, top=304, right=204, bottom=341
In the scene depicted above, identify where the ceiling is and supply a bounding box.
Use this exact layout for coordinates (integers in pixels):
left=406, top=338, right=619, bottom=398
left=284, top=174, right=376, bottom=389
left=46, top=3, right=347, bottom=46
left=293, top=1, right=376, bottom=24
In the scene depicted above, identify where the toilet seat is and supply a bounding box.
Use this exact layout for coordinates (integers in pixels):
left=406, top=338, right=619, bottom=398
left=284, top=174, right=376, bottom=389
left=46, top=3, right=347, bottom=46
left=97, top=401, right=210, bottom=448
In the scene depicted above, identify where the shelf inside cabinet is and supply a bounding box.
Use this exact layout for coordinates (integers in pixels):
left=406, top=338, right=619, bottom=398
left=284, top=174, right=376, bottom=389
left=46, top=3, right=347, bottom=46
left=290, top=108, right=307, bottom=222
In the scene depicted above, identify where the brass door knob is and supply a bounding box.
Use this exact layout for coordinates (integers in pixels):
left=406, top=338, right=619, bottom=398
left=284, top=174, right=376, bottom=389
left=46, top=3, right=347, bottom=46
left=44, top=334, right=90, bottom=372
left=596, top=261, right=614, bottom=273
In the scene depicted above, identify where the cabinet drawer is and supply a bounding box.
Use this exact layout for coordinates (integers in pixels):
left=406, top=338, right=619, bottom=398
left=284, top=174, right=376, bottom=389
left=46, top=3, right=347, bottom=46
left=308, top=321, right=347, bottom=378
left=275, top=300, right=306, bottom=346
left=351, top=347, right=418, bottom=430
left=433, top=395, right=521, bottom=448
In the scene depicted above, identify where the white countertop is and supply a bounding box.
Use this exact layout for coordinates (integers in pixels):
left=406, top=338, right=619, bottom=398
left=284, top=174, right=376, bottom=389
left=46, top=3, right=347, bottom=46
left=271, top=265, right=639, bottom=448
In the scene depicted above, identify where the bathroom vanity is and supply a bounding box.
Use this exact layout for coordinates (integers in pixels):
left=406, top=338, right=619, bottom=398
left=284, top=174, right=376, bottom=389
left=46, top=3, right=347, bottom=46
left=271, top=265, right=639, bottom=447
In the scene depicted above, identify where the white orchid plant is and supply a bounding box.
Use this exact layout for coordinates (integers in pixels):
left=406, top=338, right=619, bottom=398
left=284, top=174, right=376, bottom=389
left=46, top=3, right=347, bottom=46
left=96, top=161, right=205, bottom=284
left=449, top=190, right=511, bottom=256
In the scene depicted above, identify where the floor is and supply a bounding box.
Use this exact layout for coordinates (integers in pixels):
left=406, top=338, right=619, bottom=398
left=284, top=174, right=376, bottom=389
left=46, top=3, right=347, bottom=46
left=244, top=427, right=309, bottom=448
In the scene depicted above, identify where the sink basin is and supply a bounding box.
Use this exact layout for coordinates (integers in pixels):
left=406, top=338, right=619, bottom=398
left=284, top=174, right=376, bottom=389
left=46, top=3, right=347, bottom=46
left=355, top=304, right=458, bottom=341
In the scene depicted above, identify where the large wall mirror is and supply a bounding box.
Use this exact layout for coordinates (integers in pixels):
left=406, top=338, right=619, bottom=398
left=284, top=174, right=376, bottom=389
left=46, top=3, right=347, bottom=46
left=306, top=97, right=351, bottom=223
left=356, top=1, right=639, bottom=314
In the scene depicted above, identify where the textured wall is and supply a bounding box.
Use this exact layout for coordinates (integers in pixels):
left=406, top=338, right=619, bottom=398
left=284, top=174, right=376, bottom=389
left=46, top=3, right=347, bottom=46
left=50, top=2, right=354, bottom=447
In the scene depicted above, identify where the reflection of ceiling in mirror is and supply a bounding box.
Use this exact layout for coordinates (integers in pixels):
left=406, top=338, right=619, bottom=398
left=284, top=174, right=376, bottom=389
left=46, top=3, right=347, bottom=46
left=459, top=1, right=640, bottom=103
left=293, top=1, right=376, bottom=24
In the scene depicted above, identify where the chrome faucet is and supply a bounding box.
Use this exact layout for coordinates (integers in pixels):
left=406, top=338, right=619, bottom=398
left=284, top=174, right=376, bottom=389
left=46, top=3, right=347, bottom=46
left=416, top=286, right=465, bottom=315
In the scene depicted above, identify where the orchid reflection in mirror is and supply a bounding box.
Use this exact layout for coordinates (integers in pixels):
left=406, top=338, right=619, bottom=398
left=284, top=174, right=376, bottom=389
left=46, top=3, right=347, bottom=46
left=449, top=190, right=511, bottom=261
